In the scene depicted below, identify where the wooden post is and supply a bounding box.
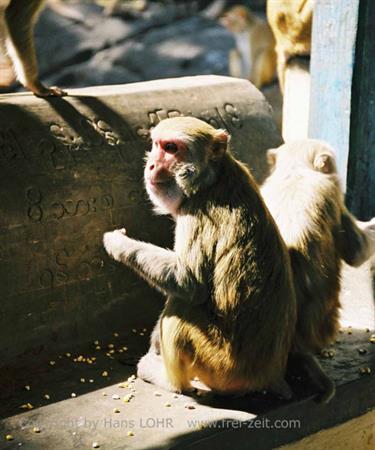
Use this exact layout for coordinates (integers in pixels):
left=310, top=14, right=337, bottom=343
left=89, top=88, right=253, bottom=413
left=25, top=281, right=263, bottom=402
left=308, top=0, right=360, bottom=189
left=346, top=0, right=375, bottom=218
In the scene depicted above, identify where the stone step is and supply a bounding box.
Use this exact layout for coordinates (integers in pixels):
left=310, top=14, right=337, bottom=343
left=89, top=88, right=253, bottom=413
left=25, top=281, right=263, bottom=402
left=0, top=75, right=281, bottom=366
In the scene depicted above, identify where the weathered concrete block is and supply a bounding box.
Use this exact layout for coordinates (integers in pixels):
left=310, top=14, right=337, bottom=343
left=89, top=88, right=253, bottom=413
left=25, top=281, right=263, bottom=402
left=0, top=75, right=282, bottom=365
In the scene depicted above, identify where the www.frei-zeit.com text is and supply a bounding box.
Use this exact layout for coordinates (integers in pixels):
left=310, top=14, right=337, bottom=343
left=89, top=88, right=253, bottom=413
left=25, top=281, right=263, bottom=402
left=19, top=417, right=301, bottom=431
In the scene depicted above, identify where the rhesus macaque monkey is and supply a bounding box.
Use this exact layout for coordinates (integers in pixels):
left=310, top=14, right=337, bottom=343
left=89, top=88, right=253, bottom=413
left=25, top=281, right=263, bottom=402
left=0, top=0, right=66, bottom=96
left=267, top=0, right=314, bottom=92
left=104, top=116, right=298, bottom=397
left=221, top=5, right=277, bottom=88
left=261, top=139, right=375, bottom=354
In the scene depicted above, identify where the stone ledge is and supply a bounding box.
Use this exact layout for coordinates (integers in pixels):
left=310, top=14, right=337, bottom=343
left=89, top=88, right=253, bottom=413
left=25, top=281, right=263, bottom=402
left=0, top=323, right=374, bottom=449
left=0, top=75, right=281, bottom=366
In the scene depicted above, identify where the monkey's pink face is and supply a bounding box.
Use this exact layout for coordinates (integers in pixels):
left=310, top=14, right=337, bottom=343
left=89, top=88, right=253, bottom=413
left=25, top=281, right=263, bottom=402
left=145, top=138, right=188, bottom=186
left=144, top=138, right=188, bottom=216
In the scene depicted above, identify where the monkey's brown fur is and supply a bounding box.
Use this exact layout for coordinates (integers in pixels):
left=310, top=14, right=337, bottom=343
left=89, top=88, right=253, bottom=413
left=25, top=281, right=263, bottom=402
left=221, top=5, right=276, bottom=89
left=104, top=117, right=296, bottom=394
left=267, top=0, right=313, bottom=91
left=262, top=139, right=375, bottom=353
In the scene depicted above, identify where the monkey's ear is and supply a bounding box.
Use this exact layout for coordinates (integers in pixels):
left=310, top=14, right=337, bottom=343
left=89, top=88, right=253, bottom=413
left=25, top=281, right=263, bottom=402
left=314, top=154, right=336, bottom=174
left=211, top=129, right=230, bottom=160
left=267, top=148, right=278, bottom=167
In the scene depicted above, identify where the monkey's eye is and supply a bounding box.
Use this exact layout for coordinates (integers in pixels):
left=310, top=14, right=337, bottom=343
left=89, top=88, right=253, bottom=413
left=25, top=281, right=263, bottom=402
left=163, top=142, right=178, bottom=154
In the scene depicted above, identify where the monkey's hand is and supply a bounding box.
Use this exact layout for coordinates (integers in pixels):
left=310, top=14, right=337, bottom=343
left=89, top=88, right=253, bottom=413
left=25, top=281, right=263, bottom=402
left=103, top=230, right=189, bottom=298
left=103, top=229, right=130, bottom=262
left=356, top=217, right=375, bottom=263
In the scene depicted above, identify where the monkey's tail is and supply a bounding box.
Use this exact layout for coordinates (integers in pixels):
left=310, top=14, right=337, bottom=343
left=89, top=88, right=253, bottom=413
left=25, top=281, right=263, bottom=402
left=291, top=351, right=335, bottom=403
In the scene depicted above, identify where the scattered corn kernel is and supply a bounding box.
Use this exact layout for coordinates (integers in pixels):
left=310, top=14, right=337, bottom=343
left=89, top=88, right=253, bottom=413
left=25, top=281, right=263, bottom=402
left=128, top=375, right=136, bottom=382
left=108, top=344, right=114, bottom=349
left=20, top=403, right=33, bottom=410
left=102, top=392, right=107, bottom=396
left=122, top=347, right=128, bottom=351
left=71, top=393, right=77, bottom=398
left=92, top=442, right=100, bottom=448
left=113, top=408, right=120, bottom=413
left=112, top=394, right=120, bottom=400
left=95, top=346, right=101, bottom=350
left=127, top=431, right=134, bottom=437
left=172, top=393, right=180, bottom=399
left=25, top=385, right=31, bottom=391
left=80, top=378, right=86, bottom=383
left=44, top=394, right=50, bottom=400
left=358, top=348, right=367, bottom=354
left=32, top=427, right=41, bottom=434
left=184, top=403, right=196, bottom=409
left=89, top=379, right=94, bottom=383
left=109, top=350, right=115, bottom=354
left=370, top=335, right=375, bottom=343
left=49, top=361, right=56, bottom=366
left=118, top=349, right=124, bottom=353
left=102, top=371, right=109, bottom=377
left=5, top=434, right=14, bottom=441
left=154, top=391, right=162, bottom=397
left=123, top=394, right=133, bottom=403
left=118, top=382, right=128, bottom=389
left=164, top=402, right=171, bottom=407
left=321, top=349, right=335, bottom=358
left=139, top=332, right=145, bottom=336
left=94, top=340, right=99, bottom=345
left=91, top=357, right=96, bottom=361
left=114, top=333, right=119, bottom=337
left=142, top=328, right=147, bottom=332
left=132, top=329, right=137, bottom=333
left=359, top=367, right=371, bottom=375
left=65, top=353, right=71, bottom=357
left=77, top=355, right=84, bottom=362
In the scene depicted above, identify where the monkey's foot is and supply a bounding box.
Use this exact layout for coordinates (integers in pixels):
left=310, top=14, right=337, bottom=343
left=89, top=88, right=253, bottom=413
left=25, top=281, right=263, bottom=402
left=27, top=80, right=67, bottom=97
left=137, top=352, right=179, bottom=392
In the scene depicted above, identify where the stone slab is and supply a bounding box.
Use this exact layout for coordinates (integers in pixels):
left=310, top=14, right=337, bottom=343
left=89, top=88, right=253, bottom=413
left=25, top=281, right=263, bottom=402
left=0, top=75, right=282, bottom=366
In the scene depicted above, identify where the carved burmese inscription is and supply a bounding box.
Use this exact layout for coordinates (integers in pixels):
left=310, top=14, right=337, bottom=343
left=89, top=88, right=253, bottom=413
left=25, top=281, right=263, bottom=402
left=0, top=102, right=244, bottom=302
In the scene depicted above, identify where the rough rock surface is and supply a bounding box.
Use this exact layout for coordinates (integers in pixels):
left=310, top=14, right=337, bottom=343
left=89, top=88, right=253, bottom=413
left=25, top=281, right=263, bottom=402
left=34, top=2, right=234, bottom=89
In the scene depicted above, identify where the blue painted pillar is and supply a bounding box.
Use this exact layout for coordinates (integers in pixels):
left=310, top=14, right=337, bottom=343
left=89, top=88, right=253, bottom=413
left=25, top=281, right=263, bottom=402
left=308, top=0, right=360, bottom=189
